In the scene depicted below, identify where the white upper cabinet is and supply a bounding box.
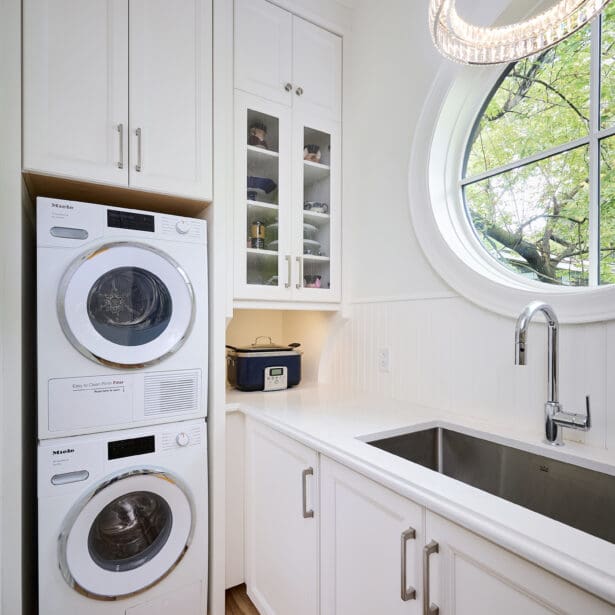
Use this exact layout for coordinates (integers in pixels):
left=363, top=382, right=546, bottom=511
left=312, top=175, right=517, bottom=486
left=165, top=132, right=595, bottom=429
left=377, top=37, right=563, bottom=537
left=234, top=0, right=293, bottom=107
left=129, top=0, right=212, bottom=199
left=234, top=0, right=341, bottom=122
left=23, top=0, right=212, bottom=201
left=292, top=17, right=342, bottom=122
left=23, top=0, right=129, bottom=184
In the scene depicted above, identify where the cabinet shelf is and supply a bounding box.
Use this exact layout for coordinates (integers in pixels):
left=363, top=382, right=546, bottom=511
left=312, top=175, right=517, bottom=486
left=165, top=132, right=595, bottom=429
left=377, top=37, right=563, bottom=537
left=303, top=254, right=330, bottom=262
left=247, top=144, right=279, bottom=158
left=303, top=210, right=330, bottom=223
left=247, top=247, right=278, bottom=258
left=304, top=160, right=330, bottom=185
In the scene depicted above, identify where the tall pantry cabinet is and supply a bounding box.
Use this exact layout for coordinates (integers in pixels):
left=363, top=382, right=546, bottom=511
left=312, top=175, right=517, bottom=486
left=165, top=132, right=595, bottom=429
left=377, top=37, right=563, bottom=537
left=234, top=0, right=342, bottom=304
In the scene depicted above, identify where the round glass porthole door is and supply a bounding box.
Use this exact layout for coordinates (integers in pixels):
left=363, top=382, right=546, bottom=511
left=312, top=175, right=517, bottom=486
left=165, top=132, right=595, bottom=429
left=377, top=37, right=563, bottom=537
left=59, top=470, right=194, bottom=600
left=58, top=242, right=195, bottom=368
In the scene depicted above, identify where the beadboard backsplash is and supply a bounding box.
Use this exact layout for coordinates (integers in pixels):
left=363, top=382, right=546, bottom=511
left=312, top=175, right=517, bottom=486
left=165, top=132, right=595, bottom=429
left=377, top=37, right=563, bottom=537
left=321, top=296, right=614, bottom=450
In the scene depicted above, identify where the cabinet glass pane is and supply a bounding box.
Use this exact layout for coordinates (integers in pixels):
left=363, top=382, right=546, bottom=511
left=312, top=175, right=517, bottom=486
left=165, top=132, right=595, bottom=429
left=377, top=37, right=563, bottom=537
left=246, top=109, right=280, bottom=287
left=302, top=126, right=331, bottom=290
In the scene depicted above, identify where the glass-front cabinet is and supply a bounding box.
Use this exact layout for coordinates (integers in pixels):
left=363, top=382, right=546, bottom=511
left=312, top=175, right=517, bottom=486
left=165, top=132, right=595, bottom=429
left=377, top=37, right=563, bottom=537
left=234, top=91, right=341, bottom=303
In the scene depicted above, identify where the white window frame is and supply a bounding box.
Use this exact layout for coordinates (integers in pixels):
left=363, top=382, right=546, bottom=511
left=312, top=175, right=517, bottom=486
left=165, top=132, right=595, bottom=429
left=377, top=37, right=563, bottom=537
left=409, top=2, right=615, bottom=324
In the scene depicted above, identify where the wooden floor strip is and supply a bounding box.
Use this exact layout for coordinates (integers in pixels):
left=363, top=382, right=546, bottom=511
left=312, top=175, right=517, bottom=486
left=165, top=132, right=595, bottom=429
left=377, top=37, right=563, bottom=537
left=225, top=584, right=260, bottom=615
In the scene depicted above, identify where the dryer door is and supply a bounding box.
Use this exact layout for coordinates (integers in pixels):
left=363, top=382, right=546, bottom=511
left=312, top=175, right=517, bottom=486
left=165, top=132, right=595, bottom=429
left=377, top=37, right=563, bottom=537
left=59, top=469, right=194, bottom=599
left=58, top=242, right=195, bottom=368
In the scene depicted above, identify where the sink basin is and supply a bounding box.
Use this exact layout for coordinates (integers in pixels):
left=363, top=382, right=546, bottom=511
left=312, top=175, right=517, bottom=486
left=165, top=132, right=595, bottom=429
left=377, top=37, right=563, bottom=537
left=366, top=427, right=615, bottom=544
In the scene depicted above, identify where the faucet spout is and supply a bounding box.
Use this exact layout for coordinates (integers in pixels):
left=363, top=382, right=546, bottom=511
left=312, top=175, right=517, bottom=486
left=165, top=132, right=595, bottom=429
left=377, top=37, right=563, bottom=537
left=514, top=301, right=559, bottom=403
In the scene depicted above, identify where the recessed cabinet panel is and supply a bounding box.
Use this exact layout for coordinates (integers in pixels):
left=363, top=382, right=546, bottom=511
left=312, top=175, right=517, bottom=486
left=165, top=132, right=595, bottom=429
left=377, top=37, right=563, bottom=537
left=426, top=512, right=615, bottom=615
left=23, top=0, right=129, bottom=184
left=129, top=0, right=212, bottom=199
left=245, top=419, right=319, bottom=615
left=320, top=457, right=423, bottom=615
left=292, top=16, right=342, bottom=122
left=235, top=0, right=293, bottom=106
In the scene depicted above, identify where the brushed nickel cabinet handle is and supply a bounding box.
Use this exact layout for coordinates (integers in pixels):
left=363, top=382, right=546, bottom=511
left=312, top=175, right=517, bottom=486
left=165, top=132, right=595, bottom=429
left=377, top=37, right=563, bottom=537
left=401, top=527, right=416, bottom=601
left=135, top=127, right=143, bottom=172
left=285, top=254, right=292, bottom=288
left=295, top=256, right=303, bottom=289
left=284, top=82, right=293, bottom=92
left=302, top=467, right=314, bottom=518
left=423, top=540, right=440, bottom=615
left=117, top=123, right=124, bottom=169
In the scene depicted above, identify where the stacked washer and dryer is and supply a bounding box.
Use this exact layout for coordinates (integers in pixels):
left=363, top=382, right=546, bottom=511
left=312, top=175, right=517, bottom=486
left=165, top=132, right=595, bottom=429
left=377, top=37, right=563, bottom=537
left=36, top=197, right=209, bottom=614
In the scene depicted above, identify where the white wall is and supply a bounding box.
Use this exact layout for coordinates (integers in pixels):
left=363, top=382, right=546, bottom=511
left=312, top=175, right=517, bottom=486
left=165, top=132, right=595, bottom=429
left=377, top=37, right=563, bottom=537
left=328, top=0, right=615, bottom=450
left=0, top=0, right=36, bottom=613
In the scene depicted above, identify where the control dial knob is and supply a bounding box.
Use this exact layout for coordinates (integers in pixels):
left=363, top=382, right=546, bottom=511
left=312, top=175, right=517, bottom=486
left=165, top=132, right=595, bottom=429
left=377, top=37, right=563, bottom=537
left=176, top=432, right=190, bottom=447
left=175, top=219, right=191, bottom=235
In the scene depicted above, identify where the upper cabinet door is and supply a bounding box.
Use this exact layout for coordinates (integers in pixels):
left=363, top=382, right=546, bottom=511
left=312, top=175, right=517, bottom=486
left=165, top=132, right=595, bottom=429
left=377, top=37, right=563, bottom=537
left=234, top=0, right=293, bottom=106
left=292, top=16, right=342, bottom=122
left=129, top=0, right=212, bottom=200
left=23, top=0, right=129, bottom=184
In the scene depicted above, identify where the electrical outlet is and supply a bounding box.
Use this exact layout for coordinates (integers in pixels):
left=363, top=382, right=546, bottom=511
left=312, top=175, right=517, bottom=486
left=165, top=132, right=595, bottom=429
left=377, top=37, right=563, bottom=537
left=377, top=347, right=390, bottom=373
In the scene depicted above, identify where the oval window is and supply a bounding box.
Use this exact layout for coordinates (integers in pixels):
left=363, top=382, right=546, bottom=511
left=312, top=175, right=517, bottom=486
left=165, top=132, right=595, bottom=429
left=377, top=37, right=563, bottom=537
left=461, top=2, right=615, bottom=287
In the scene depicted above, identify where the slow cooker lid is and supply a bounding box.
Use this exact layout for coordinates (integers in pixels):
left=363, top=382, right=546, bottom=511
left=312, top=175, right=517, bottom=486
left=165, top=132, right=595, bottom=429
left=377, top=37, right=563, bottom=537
left=226, top=336, right=301, bottom=353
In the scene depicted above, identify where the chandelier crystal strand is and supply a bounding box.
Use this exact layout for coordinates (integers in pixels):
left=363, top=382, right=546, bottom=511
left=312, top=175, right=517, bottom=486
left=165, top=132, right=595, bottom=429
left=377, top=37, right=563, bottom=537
left=430, top=0, right=612, bottom=65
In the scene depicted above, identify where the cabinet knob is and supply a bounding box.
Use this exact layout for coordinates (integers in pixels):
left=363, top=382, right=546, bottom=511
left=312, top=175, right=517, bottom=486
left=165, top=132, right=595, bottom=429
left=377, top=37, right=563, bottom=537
left=295, top=86, right=304, bottom=96
left=284, top=82, right=293, bottom=92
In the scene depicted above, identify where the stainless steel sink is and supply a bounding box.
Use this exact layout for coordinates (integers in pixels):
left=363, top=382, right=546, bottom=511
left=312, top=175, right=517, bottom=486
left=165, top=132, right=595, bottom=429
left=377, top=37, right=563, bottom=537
left=367, top=427, right=615, bottom=544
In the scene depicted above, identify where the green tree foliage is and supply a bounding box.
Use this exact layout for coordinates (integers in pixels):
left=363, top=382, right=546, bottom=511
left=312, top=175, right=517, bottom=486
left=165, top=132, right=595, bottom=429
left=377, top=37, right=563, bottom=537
left=463, top=4, right=615, bottom=286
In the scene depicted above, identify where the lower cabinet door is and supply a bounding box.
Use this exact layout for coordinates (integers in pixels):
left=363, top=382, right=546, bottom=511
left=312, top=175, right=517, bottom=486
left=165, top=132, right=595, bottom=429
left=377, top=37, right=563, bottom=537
left=320, top=456, right=423, bottom=615
left=425, top=512, right=615, bottom=615
left=245, top=419, right=319, bottom=615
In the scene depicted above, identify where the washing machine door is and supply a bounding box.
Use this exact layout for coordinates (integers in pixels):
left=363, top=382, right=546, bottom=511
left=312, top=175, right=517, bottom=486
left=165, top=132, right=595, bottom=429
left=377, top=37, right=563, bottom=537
left=59, top=468, right=195, bottom=600
left=58, top=242, right=195, bottom=368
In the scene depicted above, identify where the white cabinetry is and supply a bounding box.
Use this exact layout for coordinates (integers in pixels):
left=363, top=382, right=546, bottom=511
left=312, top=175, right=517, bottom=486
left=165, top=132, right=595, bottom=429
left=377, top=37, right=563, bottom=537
left=234, top=0, right=292, bottom=107
left=234, top=0, right=341, bottom=121
left=319, top=455, right=614, bottom=615
left=233, top=0, right=342, bottom=304
left=128, top=0, right=212, bottom=199
left=23, top=0, right=212, bottom=200
left=426, top=512, right=614, bottom=615
left=245, top=419, right=319, bottom=615
left=320, top=457, right=423, bottom=615
left=23, top=0, right=129, bottom=185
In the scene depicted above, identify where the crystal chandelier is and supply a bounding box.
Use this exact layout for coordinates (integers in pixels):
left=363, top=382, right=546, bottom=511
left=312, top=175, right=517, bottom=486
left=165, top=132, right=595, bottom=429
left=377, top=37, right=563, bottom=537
left=430, top=0, right=613, bottom=65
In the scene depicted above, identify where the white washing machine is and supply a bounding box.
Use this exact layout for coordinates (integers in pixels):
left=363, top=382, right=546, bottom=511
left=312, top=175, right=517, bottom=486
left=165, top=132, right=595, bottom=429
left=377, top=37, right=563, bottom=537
left=37, top=197, right=208, bottom=439
left=38, top=419, right=208, bottom=614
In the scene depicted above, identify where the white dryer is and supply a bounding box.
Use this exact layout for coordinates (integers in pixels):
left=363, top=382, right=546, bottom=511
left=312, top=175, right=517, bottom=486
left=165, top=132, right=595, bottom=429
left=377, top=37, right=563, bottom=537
left=37, top=197, right=208, bottom=439
left=38, top=419, right=207, bottom=614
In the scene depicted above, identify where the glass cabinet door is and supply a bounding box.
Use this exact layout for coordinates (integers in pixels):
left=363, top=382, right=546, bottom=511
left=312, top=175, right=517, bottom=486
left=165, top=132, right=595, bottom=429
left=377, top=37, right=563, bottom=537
left=235, top=92, right=292, bottom=299
left=294, top=116, right=341, bottom=301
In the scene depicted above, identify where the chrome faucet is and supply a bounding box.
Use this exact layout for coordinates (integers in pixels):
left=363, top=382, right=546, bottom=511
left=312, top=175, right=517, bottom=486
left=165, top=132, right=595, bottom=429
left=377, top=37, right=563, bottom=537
left=514, top=301, right=591, bottom=446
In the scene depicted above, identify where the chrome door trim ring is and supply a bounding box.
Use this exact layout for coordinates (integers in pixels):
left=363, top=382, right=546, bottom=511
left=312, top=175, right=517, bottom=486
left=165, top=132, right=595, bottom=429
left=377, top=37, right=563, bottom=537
left=57, top=241, right=196, bottom=369
left=57, top=467, right=196, bottom=601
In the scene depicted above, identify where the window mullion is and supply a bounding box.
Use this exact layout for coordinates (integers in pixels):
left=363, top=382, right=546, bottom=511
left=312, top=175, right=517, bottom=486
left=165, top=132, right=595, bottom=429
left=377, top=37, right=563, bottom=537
left=589, top=15, right=602, bottom=286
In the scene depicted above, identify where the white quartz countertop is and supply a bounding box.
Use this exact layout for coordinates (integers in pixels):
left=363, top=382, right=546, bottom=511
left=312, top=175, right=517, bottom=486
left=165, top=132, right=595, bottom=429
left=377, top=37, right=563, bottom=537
left=226, top=385, right=615, bottom=605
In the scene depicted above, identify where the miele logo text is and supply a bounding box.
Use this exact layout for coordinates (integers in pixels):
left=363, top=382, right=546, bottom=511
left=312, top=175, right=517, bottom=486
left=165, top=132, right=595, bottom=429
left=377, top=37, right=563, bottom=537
left=52, top=448, right=75, bottom=455
left=51, top=202, right=74, bottom=210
